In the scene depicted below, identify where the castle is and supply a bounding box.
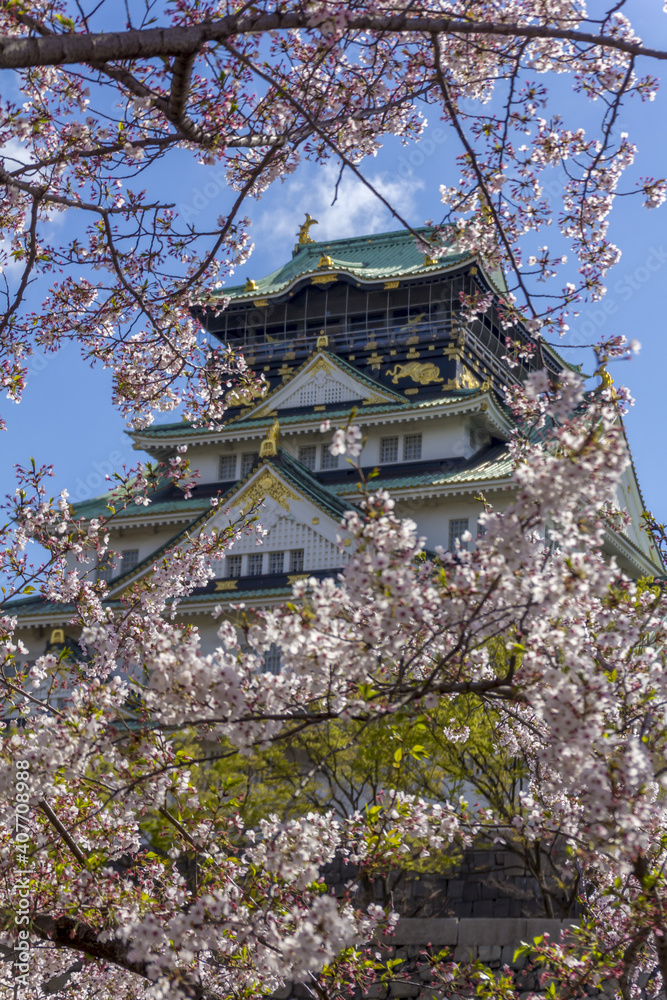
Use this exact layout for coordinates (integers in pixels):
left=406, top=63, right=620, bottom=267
left=11, top=220, right=661, bottom=667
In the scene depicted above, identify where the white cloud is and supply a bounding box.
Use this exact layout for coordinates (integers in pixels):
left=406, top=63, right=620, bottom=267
left=254, top=161, right=423, bottom=246
left=1, top=138, right=33, bottom=167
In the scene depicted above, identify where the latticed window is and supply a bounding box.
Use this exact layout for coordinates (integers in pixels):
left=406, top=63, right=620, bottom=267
left=268, top=551, right=284, bottom=575
left=263, top=643, right=282, bottom=674
left=290, top=549, right=304, bottom=573
left=403, top=433, right=422, bottom=461
left=247, top=553, right=263, bottom=576
left=320, top=445, right=339, bottom=470
left=380, top=436, right=399, bottom=463
left=120, top=549, right=139, bottom=575
left=448, top=518, right=470, bottom=550
left=241, top=452, right=257, bottom=477
left=298, top=445, right=317, bottom=471
left=219, top=454, right=237, bottom=480
left=227, top=554, right=242, bottom=577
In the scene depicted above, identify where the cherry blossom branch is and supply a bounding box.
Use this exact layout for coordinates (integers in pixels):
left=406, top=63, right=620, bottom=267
left=1, top=13, right=666, bottom=71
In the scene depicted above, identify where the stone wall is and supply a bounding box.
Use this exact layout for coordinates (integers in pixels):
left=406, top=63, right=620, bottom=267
left=321, top=847, right=579, bottom=920
left=274, top=918, right=623, bottom=1000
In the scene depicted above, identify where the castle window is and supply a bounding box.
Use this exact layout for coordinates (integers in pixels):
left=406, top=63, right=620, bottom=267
left=219, top=455, right=237, bottom=480
left=403, top=433, right=422, bottom=461
left=268, top=551, right=284, bottom=575
left=241, top=452, right=257, bottom=477
left=449, top=519, right=470, bottom=550
left=320, top=445, right=339, bottom=470
left=380, top=436, right=399, bottom=463
left=298, top=445, right=317, bottom=471
left=227, top=554, right=242, bottom=577
left=120, top=549, right=139, bottom=575
left=247, top=553, right=263, bottom=576
left=264, top=643, right=282, bottom=674
left=290, top=549, right=304, bottom=573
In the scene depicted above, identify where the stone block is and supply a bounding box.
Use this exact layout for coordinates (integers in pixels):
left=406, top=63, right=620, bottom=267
left=523, top=918, right=576, bottom=942
left=477, top=945, right=502, bottom=963
left=363, top=985, right=388, bottom=998
left=389, top=919, right=459, bottom=947
left=446, top=880, right=465, bottom=900
left=500, top=944, right=522, bottom=968
left=389, top=982, right=420, bottom=998
left=458, top=918, right=527, bottom=947
left=417, top=964, right=432, bottom=983
left=471, top=900, right=495, bottom=918
left=453, top=945, right=476, bottom=963
left=492, top=899, right=511, bottom=919
left=462, top=883, right=481, bottom=902
left=272, top=987, right=292, bottom=1000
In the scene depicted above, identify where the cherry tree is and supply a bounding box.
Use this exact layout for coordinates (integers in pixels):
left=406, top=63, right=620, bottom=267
left=1, top=368, right=666, bottom=999
left=1, top=2, right=667, bottom=998
left=0, top=0, right=665, bottom=426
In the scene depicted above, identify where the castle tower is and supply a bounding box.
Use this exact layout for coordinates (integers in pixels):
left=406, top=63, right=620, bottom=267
left=10, top=223, right=662, bottom=665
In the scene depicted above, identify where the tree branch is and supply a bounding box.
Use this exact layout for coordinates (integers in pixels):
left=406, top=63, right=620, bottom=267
left=0, top=14, right=665, bottom=71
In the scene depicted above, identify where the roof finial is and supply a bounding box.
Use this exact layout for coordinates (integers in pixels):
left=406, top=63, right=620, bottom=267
left=297, top=213, right=319, bottom=246
left=259, top=418, right=280, bottom=457
left=593, top=347, right=617, bottom=400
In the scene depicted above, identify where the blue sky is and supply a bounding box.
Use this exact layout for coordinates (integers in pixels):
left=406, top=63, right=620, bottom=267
left=2, top=7, right=667, bottom=524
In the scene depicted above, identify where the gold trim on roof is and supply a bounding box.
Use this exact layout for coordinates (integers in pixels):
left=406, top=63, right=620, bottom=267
left=386, top=361, right=444, bottom=385
left=297, top=214, right=319, bottom=245
left=259, top=418, right=280, bottom=457
left=235, top=468, right=299, bottom=515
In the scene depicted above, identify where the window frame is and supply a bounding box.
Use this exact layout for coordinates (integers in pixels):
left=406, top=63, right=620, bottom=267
left=320, top=444, right=339, bottom=471
left=298, top=444, right=317, bottom=471
left=403, top=433, right=422, bottom=461
left=241, top=452, right=257, bottom=477
left=226, top=554, right=243, bottom=578
left=380, top=436, right=399, bottom=463
left=289, top=549, right=304, bottom=573
left=448, top=518, right=470, bottom=551
left=218, top=454, right=237, bottom=480
left=120, top=549, right=139, bottom=575
left=268, top=551, right=284, bottom=575
left=247, top=553, right=263, bottom=577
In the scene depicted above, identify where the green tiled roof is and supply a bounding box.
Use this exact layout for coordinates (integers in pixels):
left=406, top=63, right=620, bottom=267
left=221, top=227, right=475, bottom=301
left=71, top=493, right=211, bottom=522
left=331, top=444, right=514, bottom=495
left=132, top=390, right=484, bottom=441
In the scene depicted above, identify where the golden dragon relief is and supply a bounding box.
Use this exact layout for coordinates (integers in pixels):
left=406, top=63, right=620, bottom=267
left=385, top=361, right=444, bottom=385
